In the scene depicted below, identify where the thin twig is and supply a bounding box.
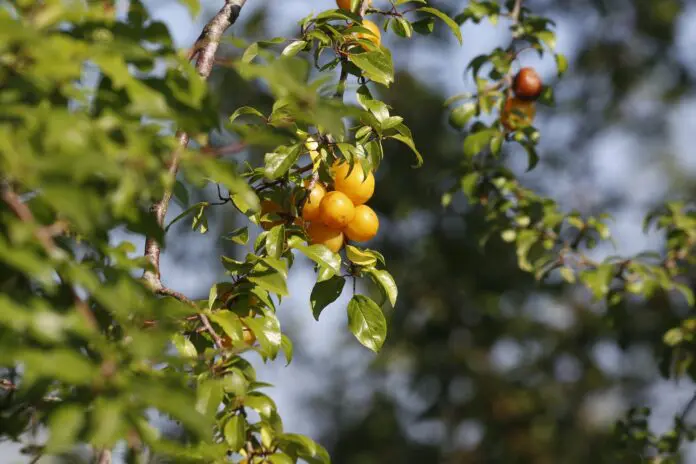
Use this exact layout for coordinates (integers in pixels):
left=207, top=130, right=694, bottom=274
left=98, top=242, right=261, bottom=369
left=679, top=390, right=696, bottom=438
left=201, top=141, right=247, bottom=157
left=359, top=0, right=371, bottom=17
left=96, top=449, right=112, bottom=464
left=1, top=186, right=98, bottom=330
left=143, top=0, right=249, bottom=289
left=155, top=286, right=224, bottom=349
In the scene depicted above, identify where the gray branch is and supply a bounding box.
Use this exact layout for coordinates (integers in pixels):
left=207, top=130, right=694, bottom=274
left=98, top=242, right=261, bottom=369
left=144, top=0, right=249, bottom=288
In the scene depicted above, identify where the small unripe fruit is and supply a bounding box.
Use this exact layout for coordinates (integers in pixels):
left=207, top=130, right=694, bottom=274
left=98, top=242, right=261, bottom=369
left=344, top=205, right=379, bottom=243
left=513, top=67, right=543, bottom=100
left=301, top=180, right=327, bottom=222
left=307, top=221, right=344, bottom=253
left=331, top=161, right=375, bottom=206
left=319, top=191, right=355, bottom=229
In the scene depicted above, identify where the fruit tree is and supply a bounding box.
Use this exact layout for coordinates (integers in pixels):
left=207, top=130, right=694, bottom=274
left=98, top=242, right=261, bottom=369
left=1, top=0, right=696, bottom=463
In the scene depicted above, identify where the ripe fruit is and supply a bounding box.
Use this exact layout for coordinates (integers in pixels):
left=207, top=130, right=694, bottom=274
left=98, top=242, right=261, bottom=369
left=331, top=161, right=375, bottom=205
left=344, top=205, right=379, bottom=242
left=260, top=200, right=283, bottom=230
left=301, top=181, right=327, bottom=222
left=501, top=97, right=536, bottom=131
left=513, top=67, right=543, bottom=100
left=307, top=221, right=344, bottom=253
left=336, top=0, right=354, bottom=10
left=337, top=0, right=371, bottom=11
left=319, top=191, right=355, bottom=229
left=354, top=19, right=381, bottom=48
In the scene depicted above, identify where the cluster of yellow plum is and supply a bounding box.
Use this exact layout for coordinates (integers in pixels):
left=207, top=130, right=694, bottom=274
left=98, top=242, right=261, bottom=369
left=302, top=160, right=379, bottom=253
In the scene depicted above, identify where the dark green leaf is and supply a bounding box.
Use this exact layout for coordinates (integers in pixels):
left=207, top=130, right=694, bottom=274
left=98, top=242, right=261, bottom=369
left=347, top=295, right=387, bottom=353
left=310, top=276, right=346, bottom=320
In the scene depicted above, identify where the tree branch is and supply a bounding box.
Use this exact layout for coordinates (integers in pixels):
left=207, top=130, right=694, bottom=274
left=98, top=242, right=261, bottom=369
left=155, top=286, right=224, bottom=349
left=511, top=0, right=523, bottom=22
left=143, top=0, right=249, bottom=288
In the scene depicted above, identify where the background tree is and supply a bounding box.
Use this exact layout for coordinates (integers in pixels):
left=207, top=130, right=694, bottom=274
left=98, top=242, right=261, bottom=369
left=2, top=0, right=696, bottom=464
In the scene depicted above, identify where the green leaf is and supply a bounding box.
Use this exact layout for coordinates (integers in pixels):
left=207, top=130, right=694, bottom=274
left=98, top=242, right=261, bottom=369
left=463, top=129, right=497, bottom=157
left=368, top=269, right=398, bottom=307
left=418, top=7, right=463, bottom=44
left=224, top=226, right=249, bottom=245
left=90, top=399, right=124, bottom=447
left=230, top=105, right=266, bottom=123
left=266, top=224, right=286, bottom=259
left=347, top=295, right=387, bottom=353
left=387, top=132, right=423, bottom=168
left=243, top=312, right=282, bottom=359
left=282, top=40, right=307, bottom=57
left=165, top=201, right=208, bottom=232
left=209, top=310, right=244, bottom=340
left=310, top=276, right=346, bottom=320
left=523, top=142, right=540, bottom=171
left=249, top=266, right=289, bottom=297
left=172, top=333, right=198, bottom=358
left=281, top=334, right=294, bottom=365
left=412, top=17, right=436, bottom=35
left=289, top=237, right=342, bottom=275
left=192, top=203, right=208, bottom=234
left=391, top=17, right=413, bottom=38
left=346, top=245, right=377, bottom=266
left=224, top=415, right=246, bottom=451
left=347, top=49, right=395, bottom=87
left=244, top=393, right=277, bottom=419
left=449, top=102, right=476, bottom=129
left=264, top=145, right=302, bottom=180
left=268, top=454, right=295, bottom=464
left=555, top=53, right=568, bottom=76
left=537, top=30, right=556, bottom=49
left=46, top=406, right=85, bottom=453
left=195, top=379, right=224, bottom=417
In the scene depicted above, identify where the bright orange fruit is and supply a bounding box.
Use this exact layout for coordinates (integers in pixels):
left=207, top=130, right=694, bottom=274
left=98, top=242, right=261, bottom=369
left=307, top=221, right=344, bottom=253
left=319, top=191, right=355, bottom=229
left=331, top=161, right=375, bottom=206
left=301, top=180, right=327, bottom=222
left=344, top=204, right=379, bottom=242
